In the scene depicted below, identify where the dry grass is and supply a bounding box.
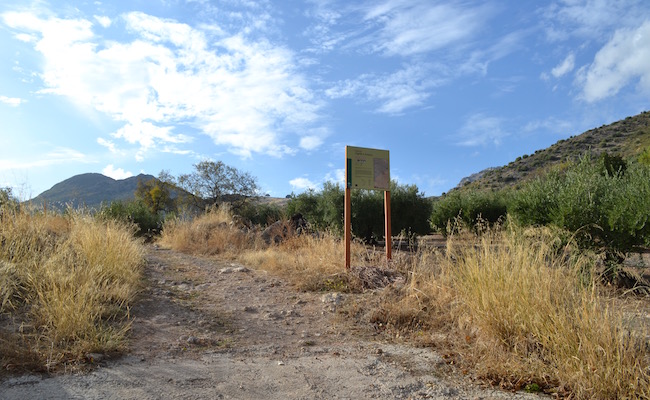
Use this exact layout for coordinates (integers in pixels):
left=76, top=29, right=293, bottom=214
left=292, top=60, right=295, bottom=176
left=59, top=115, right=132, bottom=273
left=159, top=205, right=261, bottom=258
left=160, top=206, right=378, bottom=291
left=160, top=209, right=650, bottom=398
left=0, top=208, right=144, bottom=372
left=240, top=234, right=379, bottom=292
left=380, top=224, right=650, bottom=398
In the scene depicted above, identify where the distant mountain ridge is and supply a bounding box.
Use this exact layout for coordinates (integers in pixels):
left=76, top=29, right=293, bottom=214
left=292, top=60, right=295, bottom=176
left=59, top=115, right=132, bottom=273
left=455, top=110, right=650, bottom=192
left=29, top=173, right=156, bottom=210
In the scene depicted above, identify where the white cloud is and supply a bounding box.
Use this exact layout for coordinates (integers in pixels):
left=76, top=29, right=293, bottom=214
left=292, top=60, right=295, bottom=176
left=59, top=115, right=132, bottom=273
left=289, top=177, right=317, bottom=191
left=94, top=15, right=111, bottom=28
left=1, top=10, right=322, bottom=160
left=551, top=53, right=575, bottom=78
left=324, top=168, right=345, bottom=185
left=326, top=64, right=445, bottom=114
left=541, top=0, right=643, bottom=42
left=97, top=138, right=117, bottom=153
left=0, top=147, right=91, bottom=170
left=363, top=2, right=491, bottom=57
left=577, top=20, right=650, bottom=102
left=102, top=164, right=133, bottom=180
left=300, top=135, right=324, bottom=150
left=456, top=113, right=508, bottom=146
left=0, top=96, right=24, bottom=106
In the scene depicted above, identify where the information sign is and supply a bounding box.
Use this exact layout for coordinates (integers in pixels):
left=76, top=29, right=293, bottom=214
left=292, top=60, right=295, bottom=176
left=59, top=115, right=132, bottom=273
left=346, top=146, right=390, bottom=191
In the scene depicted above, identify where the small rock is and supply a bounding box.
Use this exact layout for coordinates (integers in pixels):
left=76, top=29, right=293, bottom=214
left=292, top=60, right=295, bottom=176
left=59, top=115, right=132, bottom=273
left=321, top=292, right=344, bottom=305
left=187, top=336, right=200, bottom=345
left=277, top=361, right=285, bottom=366
left=219, top=267, right=233, bottom=274
left=86, top=353, right=105, bottom=363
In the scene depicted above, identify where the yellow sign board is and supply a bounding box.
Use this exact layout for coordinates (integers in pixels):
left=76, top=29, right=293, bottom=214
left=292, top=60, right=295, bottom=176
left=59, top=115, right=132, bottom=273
left=346, top=146, right=390, bottom=191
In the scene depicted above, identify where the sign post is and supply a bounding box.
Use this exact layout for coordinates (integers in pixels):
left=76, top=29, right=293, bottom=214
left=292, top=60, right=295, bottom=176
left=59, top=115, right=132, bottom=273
left=345, top=146, right=391, bottom=268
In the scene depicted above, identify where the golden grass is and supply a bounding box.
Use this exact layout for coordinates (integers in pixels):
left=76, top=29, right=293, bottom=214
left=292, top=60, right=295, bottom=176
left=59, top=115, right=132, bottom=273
left=159, top=205, right=261, bottom=258
left=240, top=234, right=376, bottom=292
left=397, top=225, right=650, bottom=398
left=0, top=208, right=144, bottom=371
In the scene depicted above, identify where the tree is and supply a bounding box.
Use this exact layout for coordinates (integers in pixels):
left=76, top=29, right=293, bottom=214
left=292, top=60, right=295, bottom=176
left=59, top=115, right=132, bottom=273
left=177, top=161, right=259, bottom=209
left=0, top=187, right=18, bottom=214
left=135, top=177, right=174, bottom=215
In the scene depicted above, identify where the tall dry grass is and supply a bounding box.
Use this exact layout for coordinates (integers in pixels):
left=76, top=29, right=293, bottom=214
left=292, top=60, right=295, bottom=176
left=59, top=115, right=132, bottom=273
left=159, top=205, right=261, bottom=258
left=0, top=208, right=144, bottom=371
left=387, top=224, right=650, bottom=398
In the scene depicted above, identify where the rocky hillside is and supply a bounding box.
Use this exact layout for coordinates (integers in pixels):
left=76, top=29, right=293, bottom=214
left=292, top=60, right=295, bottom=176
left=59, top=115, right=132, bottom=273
left=29, top=173, right=157, bottom=210
left=457, top=111, right=650, bottom=192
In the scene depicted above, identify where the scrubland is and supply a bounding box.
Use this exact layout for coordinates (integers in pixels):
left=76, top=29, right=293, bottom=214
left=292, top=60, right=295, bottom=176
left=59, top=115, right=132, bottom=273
left=2, top=200, right=649, bottom=399
left=161, top=208, right=650, bottom=399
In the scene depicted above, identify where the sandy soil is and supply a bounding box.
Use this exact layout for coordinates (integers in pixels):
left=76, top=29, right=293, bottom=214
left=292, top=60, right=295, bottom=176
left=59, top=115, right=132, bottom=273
left=0, top=246, right=546, bottom=400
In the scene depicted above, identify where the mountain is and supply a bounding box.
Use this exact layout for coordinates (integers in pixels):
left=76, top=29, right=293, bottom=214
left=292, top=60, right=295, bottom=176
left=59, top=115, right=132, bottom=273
left=456, top=110, right=650, bottom=192
left=29, top=173, right=157, bottom=210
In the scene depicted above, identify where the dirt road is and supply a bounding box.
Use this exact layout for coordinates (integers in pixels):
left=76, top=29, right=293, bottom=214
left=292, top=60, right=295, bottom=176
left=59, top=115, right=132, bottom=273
left=0, top=247, right=545, bottom=399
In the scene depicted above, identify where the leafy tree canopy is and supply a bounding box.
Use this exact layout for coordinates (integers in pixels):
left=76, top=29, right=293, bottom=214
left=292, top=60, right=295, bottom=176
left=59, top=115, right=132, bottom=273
left=176, top=161, right=259, bottom=208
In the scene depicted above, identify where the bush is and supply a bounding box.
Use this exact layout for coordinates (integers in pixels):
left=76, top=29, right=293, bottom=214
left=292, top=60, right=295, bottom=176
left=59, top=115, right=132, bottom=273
left=287, top=181, right=432, bottom=241
left=98, top=199, right=162, bottom=236
left=238, top=202, right=284, bottom=226
left=430, top=190, right=507, bottom=234
left=509, top=154, right=650, bottom=254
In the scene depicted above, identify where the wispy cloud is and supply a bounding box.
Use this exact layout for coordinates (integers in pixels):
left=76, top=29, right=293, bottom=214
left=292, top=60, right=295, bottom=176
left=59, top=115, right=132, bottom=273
left=0, top=95, right=25, bottom=106
left=309, top=1, right=502, bottom=114
left=456, top=113, right=508, bottom=146
left=1, top=9, right=323, bottom=160
left=541, top=0, right=644, bottom=42
left=0, top=147, right=92, bottom=170
left=326, top=64, right=446, bottom=114
left=553, top=53, right=575, bottom=78
left=577, top=21, right=650, bottom=102
left=361, top=1, right=492, bottom=57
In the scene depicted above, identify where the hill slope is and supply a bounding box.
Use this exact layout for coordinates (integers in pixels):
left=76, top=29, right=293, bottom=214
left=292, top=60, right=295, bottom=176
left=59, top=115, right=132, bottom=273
left=457, top=111, right=650, bottom=191
left=29, top=173, right=156, bottom=210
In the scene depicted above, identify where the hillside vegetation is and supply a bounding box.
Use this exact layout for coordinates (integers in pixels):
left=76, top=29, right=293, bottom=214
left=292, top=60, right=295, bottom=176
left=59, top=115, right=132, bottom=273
left=29, top=173, right=157, bottom=210
left=459, top=110, right=650, bottom=191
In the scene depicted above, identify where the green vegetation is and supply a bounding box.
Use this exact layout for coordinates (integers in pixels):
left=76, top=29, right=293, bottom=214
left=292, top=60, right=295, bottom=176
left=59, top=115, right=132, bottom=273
left=98, top=199, right=163, bottom=236
left=432, top=153, right=650, bottom=264
left=286, top=181, right=432, bottom=241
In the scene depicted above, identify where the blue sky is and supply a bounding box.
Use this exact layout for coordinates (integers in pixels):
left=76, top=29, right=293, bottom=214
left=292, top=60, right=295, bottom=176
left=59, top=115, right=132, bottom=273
left=1, top=0, right=649, bottom=199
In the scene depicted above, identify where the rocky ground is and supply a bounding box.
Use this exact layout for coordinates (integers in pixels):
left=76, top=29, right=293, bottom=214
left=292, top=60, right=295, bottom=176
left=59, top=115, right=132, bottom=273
left=0, top=246, right=546, bottom=399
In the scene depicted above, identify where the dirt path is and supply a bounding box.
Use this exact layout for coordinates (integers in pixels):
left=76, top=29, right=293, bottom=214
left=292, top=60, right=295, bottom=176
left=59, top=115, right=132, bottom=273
left=0, top=247, right=545, bottom=399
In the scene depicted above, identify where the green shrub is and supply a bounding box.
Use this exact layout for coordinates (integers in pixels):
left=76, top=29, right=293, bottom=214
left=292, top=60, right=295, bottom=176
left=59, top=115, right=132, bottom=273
left=509, top=154, right=650, bottom=254
left=98, top=199, right=161, bottom=236
left=238, top=202, right=284, bottom=226
left=288, top=181, right=431, bottom=241
left=431, top=190, right=507, bottom=234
